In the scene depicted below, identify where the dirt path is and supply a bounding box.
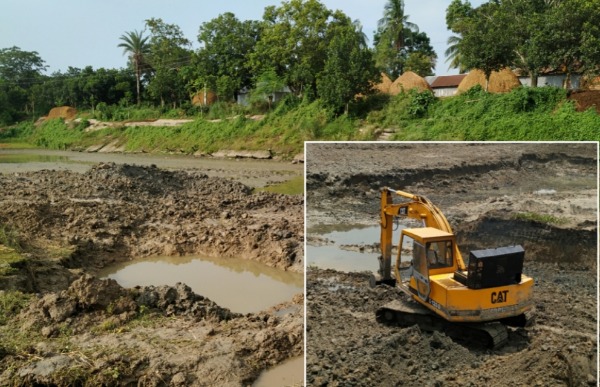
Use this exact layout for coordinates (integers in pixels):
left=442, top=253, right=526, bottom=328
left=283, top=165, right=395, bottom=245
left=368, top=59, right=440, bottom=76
left=306, top=143, right=597, bottom=386
left=0, top=162, right=303, bottom=385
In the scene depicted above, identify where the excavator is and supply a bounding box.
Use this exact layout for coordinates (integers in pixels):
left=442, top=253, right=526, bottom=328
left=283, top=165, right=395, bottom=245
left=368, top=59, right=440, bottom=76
left=370, top=188, right=534, bottom=348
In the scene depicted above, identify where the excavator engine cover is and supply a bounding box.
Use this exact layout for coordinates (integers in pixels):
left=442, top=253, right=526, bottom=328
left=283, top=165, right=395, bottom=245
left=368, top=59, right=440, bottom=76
left=466, top=245, right=524, bottom=289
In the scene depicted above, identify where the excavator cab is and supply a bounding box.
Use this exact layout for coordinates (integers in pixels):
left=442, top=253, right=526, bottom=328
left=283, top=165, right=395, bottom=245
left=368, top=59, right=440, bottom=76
left=397, top=227, right=457, bottom=301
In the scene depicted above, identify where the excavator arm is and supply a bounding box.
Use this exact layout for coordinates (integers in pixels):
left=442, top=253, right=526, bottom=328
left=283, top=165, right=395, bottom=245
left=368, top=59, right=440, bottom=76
left=377, top=187, right=466, bottom=285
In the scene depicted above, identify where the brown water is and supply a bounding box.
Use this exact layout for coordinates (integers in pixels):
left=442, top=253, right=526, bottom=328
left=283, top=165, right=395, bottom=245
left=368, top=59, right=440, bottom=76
left=253, top=356, right=304, bottom=386
left=97, top=255, right=303, bottom=314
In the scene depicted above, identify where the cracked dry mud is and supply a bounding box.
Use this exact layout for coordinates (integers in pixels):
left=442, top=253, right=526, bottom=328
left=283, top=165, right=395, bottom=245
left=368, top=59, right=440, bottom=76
left=0, top=162, right=303, bottom=386
left=306, top=143, right=597, bottom=387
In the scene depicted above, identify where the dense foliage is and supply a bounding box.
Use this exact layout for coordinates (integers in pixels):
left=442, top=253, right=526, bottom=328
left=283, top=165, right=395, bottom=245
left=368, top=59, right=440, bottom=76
left=3, top=86, right=597, bottom=158
left=447, top=0, right=600, bottom=86
left=0, top=0, right=598, bottom=147
left=367, top=86, right=599, bottom=141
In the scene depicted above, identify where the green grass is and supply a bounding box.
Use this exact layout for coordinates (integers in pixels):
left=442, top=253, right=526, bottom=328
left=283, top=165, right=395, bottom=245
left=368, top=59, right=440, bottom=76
left=257, top=176, right=304, bottom=195
left=0, top=290, right=32, bottom=325
left=370, top=86, right=600, bottom=141
left=0, top=247, right=25, bottom=276
left=513, top=212, right=567, bottom=225
left=1, top=87, right=598, bottom=155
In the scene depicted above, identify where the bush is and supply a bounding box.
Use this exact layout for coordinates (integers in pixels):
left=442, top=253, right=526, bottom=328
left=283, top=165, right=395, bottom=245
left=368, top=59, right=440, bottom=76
left=29, top=119, right=84, bottom=149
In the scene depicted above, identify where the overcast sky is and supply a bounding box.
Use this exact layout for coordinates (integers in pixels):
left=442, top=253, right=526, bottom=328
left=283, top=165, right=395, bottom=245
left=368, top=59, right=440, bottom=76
left=1, top=0, right=486, bottom=76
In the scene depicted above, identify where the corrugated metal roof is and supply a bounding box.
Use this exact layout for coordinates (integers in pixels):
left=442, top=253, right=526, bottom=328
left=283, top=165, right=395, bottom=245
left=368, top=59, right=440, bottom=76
left=430, top=74, right=467, bottom=88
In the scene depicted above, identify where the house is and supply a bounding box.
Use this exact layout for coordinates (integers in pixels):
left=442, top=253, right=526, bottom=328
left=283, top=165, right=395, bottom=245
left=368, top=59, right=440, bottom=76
left=425, top=74, right=467, bottom=97
left=237, top=85, right=292, bottom=106
left=517, top=73, right=581, bottom=89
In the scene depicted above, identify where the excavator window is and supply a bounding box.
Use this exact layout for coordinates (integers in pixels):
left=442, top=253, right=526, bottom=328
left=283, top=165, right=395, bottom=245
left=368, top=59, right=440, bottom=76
left=413, top=242, right=427, bottom=275
left=425, top=240, right=453, bottom=268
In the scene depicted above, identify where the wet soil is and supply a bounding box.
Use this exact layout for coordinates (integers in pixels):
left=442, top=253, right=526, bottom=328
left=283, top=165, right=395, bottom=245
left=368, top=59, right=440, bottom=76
left=305, top=143, right=597, bottom=387
left=0, top=161, right=303, bottom=386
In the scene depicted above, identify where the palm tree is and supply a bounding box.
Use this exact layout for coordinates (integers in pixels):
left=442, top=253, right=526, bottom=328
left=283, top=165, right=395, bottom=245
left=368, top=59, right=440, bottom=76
left=377, top=0, right=418, bottom=53
left=118, top=30, right=150, bottom=105
left=445, top=35, right=468, bottom=73
left=353, top=19, right=369, bottom=49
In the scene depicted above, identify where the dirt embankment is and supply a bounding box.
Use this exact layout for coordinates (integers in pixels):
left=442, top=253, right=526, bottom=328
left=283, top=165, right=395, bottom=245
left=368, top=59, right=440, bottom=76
left=0, top=163, right=303, bottom=385
left=306, top=143, right=597, bottom=387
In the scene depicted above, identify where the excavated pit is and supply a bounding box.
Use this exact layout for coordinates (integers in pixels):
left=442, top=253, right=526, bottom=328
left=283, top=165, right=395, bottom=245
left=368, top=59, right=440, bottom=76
left=306, top=142, right=597, bottom=387
left=0, top=161, right=303, bottom=386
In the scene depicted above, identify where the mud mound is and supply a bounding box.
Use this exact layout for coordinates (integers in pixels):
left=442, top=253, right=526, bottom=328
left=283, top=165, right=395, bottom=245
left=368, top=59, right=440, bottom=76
left=0, top=163, right=302, bottom=293
left=568, top=90, right=600, bottom=113
left=47, top=106, right=77, bottom=120
left=19, top=274, right=238, bottom=335
left=4, top=274, right=301, bottom=386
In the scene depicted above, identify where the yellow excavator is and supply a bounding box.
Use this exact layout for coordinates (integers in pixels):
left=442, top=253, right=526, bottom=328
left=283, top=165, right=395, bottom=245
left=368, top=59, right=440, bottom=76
left=371, top=188, right=534, bottom=348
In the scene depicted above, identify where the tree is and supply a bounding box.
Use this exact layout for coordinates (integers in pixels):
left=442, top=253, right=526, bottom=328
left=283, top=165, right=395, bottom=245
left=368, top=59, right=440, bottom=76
left=118, top=30, right=150, bottom=105
left=317, top=23, right=379, bottom=114
left=444, top=0, right=473, bottom=73
left=459, top=2, right=515, bottom=90
left=145, top=18, right=192, bottom=108
left=495, top=0, right=554, bottom=87
left=193, top=13, right=262, bottom=102
left=378, top=0, right=418, bottom=52
left=541, top=0, right=600, bottom=87
left=251, top=68, right=285, bottom=110
left=251, top=0, right=343, bottom=98
left=0, top=46, right=47, bottom=122
left=374, top=0, right=436, bottom=77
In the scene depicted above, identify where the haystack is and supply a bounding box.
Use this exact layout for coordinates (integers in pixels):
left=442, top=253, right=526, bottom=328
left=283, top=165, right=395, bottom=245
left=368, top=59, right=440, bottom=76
left=372, top=73, right=393, bottom=94
left=582, top=76, right=600, bottom=91
left=192, top=90, right=217, bottom=106
left=457, top=68, right=521, bottom=94
left=47, top=106, right=77, bottom=120
left=389, top=71, right=433, bottom=95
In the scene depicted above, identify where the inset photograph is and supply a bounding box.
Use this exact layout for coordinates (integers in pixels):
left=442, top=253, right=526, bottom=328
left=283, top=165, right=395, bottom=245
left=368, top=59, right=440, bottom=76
left=305, top=142, right=597, bottom=386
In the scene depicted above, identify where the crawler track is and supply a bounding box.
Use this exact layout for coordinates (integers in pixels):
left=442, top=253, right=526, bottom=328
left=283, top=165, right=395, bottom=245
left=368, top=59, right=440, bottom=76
left=376, top=299, right=509, bottom=349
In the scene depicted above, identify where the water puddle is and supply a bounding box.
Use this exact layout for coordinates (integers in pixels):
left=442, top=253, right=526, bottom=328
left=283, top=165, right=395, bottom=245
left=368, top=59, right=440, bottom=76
left=97, top=255, right=303, bottom=314
left=253, top=356, right=303, bottom=387
left=307, top=224, right=414, bottom=273
left=307, top=225, right=381, bottom=272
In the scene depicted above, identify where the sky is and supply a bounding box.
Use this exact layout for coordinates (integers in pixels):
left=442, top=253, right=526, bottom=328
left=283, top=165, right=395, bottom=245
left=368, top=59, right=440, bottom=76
left=1, top=0, right=486, bottom=76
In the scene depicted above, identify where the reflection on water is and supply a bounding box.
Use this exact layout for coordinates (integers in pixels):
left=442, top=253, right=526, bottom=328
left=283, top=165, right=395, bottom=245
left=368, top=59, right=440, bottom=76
left=307, top=225, right=381, bottom=272
left=307, top=224, right=411, bottom=273
left=97, top=255, right=303, bottom=314
left=253, top=356, right=303, bottom=387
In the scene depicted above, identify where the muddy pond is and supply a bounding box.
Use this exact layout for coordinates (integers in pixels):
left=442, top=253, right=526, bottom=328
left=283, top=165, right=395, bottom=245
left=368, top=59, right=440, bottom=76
left=98, top=255, right=302, bottom=314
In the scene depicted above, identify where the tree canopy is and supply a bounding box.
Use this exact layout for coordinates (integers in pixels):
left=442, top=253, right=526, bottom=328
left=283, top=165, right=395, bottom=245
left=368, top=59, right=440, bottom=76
left=374, top=0, right=437, bottom=78
left=446, top=0, right=600, bottom=87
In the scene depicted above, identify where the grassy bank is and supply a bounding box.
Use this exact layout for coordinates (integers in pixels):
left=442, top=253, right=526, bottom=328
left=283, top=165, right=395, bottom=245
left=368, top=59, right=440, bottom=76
left=366, top=86, right=599, bottom=141
left=1, top=87, right=598, bottom=157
